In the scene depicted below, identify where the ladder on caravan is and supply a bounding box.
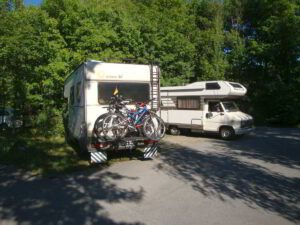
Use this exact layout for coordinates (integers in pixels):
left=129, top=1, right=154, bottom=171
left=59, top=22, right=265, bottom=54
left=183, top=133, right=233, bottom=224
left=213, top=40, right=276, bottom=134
left=150, top=64, right=160, bottom=111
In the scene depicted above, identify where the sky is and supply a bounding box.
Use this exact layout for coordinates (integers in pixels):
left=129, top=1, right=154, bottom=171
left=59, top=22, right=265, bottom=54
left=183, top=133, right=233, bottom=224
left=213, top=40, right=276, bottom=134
left=24, top=0, right=42, bottom=6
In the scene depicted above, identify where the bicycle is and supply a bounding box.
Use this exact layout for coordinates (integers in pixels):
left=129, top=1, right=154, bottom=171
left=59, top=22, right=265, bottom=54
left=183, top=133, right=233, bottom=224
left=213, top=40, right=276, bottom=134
left=93, top=96, right=127, bottom=142
left=102, top=96, right=165, bottom=141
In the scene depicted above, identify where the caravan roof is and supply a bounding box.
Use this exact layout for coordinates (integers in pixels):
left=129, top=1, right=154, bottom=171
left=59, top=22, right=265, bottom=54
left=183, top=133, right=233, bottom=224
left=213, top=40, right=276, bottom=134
left=161, top=81, right=247, bottom=99
left=65, top=60, right=159, bottom=84
left=85, top=60, right=157, bottom=82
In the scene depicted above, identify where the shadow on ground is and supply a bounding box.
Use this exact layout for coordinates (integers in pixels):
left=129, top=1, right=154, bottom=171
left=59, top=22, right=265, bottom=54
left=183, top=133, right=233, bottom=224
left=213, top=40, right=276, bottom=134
left=224, top=127, right=300, bottom=168
left=180, top=127, right=300, bottom=168
left=158, top=128, right=300, bottom=222
left=0, top=166, right=145, bottom=225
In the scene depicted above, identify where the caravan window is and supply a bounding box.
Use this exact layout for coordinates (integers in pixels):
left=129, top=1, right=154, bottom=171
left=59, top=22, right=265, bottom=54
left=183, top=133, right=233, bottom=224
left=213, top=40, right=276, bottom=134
left=70, top=86, right=74, bottom=105
left=177, top=97, right=200, bottom=109
left=206, top=82, right=220, bottom=90
left=229, top=82, right=242, bottom=89
left=98, top=82, right=150, bottom=104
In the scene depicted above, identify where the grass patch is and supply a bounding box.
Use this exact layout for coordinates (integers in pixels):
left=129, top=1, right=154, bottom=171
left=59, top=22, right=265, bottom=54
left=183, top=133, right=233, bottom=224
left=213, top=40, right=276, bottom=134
left=0, top=130, right=146, bottom=176
left=0, top=131, right=90, bottom=176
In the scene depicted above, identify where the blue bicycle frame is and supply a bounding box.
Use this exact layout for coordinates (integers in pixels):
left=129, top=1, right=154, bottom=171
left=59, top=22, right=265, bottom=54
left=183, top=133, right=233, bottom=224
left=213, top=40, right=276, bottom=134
left=127, top=106, right=149, bottom=126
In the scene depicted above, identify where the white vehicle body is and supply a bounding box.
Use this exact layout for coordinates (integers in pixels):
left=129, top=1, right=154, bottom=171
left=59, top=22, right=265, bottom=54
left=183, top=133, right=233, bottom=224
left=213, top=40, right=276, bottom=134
left=160, top=81, right=253, bottom=139
left=63, top=60, right=160, bottom=153
left=0, top=108, right=23, bottom=129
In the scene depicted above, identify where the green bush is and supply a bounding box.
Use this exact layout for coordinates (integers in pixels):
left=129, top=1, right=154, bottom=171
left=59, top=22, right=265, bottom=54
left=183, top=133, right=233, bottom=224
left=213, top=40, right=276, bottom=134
left=36, top=108, right=65, bottom=136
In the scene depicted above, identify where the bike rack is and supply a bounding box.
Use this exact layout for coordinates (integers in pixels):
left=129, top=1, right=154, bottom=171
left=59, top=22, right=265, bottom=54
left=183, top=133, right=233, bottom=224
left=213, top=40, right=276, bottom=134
left=90, top=140, right=159, bottom=163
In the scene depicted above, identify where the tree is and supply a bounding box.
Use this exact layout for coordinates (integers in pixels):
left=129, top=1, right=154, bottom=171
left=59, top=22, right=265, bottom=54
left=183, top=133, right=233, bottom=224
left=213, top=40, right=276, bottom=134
left=0, top=6, right=69, bottom=130
left=134, top=0, right=196, bottom=85
left=0, top=0, right=23, bottom=11
left=241, top=0, right=300, bottom=125
left=42, top=0, right=196, bottom=86
left=1, top=0, right=299, bottom=132
left=193, top=0, right=228, bottom=81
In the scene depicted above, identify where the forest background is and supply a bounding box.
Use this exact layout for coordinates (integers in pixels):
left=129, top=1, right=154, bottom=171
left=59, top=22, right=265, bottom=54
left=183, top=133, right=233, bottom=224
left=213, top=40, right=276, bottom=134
left=1, top=0, right=299, bottom=135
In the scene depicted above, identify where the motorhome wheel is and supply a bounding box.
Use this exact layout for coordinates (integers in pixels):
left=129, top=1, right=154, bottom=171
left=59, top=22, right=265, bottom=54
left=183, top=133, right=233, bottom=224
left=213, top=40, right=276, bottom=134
left=220, top=127, right=234, bottom=140
left=169, top=126, right=180, bottom=135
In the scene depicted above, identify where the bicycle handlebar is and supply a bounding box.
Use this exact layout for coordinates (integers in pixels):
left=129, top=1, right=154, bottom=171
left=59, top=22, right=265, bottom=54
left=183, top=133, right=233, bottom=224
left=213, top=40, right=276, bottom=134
left=107, top=95, right=156, bottom=112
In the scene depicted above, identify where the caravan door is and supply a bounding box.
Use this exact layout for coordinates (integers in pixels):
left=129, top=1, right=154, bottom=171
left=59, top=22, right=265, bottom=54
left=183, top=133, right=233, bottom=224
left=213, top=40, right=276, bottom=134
left=203, top=101, right=225, bottom=132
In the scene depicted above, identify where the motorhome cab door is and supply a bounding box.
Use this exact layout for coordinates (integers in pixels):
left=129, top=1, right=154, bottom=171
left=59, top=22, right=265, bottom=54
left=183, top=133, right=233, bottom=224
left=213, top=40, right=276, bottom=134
left=203, top=101, right=225, bottom=132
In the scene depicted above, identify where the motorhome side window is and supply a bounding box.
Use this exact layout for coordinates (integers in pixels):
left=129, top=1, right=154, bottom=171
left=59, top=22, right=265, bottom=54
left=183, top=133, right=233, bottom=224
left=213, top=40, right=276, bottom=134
left=208, top=102, right=223, bottom=112
left=70, top=86, right=74, bottom=105
left=76, top=82, right=81, bottom=103
left=98, top=82, right=150, bottom=104
left=177, top=97, right=200, bottom=109
left=206, top=82, right=220, bottom=90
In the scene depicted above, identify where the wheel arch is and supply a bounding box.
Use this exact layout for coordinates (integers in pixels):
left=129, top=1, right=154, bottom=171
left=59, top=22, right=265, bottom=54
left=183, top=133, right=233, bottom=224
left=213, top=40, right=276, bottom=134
left=219, top=125, right=234, bottom=132
left=219, top=125, right=235, bottom=139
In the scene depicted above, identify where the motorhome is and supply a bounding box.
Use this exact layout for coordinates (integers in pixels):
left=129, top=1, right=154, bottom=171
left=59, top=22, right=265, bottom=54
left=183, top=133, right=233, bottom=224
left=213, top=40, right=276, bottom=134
left=64, top=60, right=160, bottom=162
left=160, top=81, right=253, bottom=139
left=0, top=108, right=23, bottom=130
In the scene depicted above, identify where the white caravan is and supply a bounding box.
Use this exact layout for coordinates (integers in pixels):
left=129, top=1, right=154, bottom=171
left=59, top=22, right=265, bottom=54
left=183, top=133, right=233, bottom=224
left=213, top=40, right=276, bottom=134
left=64, top=60, right=160, bottom=162
left=160, top=81, right=253, bottom=139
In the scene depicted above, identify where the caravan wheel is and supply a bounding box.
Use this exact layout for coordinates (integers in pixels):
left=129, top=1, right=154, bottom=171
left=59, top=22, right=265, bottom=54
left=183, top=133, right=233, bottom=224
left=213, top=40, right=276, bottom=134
left=169, top=126, right=180, bottom=135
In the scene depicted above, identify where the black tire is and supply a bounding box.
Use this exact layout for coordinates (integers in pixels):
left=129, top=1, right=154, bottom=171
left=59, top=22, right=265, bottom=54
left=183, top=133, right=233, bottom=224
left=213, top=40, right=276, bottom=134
left=143, top=115, right=166, bottom=140
left=0, top=123, right=8, bottom=132
left=169, top=126, right=180, bottom=135
left=75, top=138, right=89, bottom=158
left=78, top=126, right=88, bottom=154
left=219, top=127, right=235, bottom=140
left=93, top=113, right=110, bottom=142
left=65, top=128, right=73, bottom=145
left=102, top=113, right=128, bottom=141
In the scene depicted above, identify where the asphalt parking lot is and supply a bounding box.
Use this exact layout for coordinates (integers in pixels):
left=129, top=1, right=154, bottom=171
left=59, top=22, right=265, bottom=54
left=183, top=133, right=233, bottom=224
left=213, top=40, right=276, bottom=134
left=0, top=127, right=299, bottom=225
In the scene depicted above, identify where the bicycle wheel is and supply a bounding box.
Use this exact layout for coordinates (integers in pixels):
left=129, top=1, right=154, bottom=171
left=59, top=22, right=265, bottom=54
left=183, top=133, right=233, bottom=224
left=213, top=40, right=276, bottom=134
left=142, top=114, right=166, bottom=140
left=102, top=113, right=128, bottom=141
left=93, top=113, right=109, bottom=142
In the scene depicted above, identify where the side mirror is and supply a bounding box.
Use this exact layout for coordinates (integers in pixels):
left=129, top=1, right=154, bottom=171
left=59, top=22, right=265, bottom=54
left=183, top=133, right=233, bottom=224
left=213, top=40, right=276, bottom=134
left=206, top=112, right=213, bottom=118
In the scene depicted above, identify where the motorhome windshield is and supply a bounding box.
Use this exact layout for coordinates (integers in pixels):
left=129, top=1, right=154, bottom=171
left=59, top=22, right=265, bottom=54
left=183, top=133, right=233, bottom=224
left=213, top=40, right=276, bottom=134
left=98, top=82, right=150, bottom=104
left=222, top=102, right=239, bottom=112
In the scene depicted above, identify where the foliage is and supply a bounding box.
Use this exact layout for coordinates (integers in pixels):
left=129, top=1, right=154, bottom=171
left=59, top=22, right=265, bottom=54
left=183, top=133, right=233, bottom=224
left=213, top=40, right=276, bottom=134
left=193, top=0, right=228, bottom=81
left=237, top=0, right=300, bottom=125
left=0, top=5, right=70, bottom=133
left=0, top=133, right=90, bottom=176
left=0, top=0, right=299, bottom=128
